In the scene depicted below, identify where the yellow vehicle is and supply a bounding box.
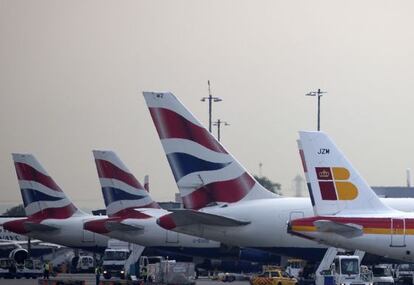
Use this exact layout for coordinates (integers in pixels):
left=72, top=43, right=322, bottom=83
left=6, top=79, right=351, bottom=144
left=251, top=267, right=298, bottom=285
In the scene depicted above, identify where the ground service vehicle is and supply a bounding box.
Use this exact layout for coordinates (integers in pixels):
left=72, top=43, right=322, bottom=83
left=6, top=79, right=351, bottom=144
left=395, top=264, right=414, bottom=284
left=102, top=247, right=130, bottom=279
left=218, top=272, right=249, bottom=282
left=316, top=256, right=372, bottom=285
left=75, top=255, right=95, bottom=273
left=372, top=265, right=394, bottom=285
left=286, top=259, right=306, bottom=278
left=251, top=266, right=298, bottom=285
left=0, top=258, right=42, bottom=279
left=140, top=256, right=195, bottom=285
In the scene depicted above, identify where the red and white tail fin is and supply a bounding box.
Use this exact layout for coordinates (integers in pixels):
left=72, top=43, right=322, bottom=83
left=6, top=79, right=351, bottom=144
left=12, top=153, right=84, bottom=219
left=298, top=131, right=393, bottom=215
left=143, top=92, right=276, bottom=210
left=93, top=150, right=159, bottom=217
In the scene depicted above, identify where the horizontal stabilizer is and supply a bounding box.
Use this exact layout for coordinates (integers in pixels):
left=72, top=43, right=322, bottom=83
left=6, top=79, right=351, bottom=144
left=314, top=220, right=363, bottom=238
left=158, top=209, right=250, bottom=230
left=105, top=221, right=144, bottom=232
left=23, top=222, right=58, bottom=232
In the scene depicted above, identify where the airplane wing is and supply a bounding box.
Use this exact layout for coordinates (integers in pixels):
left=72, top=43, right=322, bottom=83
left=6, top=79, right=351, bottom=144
left=105, top=221, right=144, bottom=232
left=164, top=209, right=250, bottom=227
left=313, top=220, right=363, bottom=238
left=0, top=239, right=62, bottom=249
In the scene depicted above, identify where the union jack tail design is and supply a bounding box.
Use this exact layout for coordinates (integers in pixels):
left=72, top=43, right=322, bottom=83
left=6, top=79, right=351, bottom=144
left=93, top=150, right=159, bottom=217
left=143, top=92, right=276, bottom=210
left=12, top=153, right=82, bottom=220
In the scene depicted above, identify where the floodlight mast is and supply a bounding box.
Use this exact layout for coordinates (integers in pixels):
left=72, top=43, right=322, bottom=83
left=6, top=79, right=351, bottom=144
left=213, top=119, right=230, bottom=141
left=305, top=89, right=327, bottom=131
left=201, top=80, right=222, bottom=133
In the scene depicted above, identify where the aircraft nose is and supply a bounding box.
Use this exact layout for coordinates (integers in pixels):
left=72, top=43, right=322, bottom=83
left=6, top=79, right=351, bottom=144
left=157, top=214, right=176, bottom=230
left=83, top=219, right=109, bottom=234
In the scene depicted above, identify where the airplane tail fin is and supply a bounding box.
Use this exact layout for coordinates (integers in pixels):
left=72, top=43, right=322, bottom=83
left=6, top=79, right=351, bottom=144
left=12, top=153, right=82, bottom=220
left=298, top=131, right=393, bottom=215
left=143, top=92, right=276, bottom=210
left=93, top=150, right=159, bottom=217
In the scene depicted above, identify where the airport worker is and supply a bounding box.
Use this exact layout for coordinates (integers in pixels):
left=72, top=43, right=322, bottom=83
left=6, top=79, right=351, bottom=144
left=95, top=265, right=101, bottom=285
left=43, top=261, right=50, bottom=279
left=140, top=266, right=148, bottom=282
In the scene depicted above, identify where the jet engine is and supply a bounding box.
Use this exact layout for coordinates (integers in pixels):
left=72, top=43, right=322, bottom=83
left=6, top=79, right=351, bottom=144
left=9, top=248, right=28, bottom=264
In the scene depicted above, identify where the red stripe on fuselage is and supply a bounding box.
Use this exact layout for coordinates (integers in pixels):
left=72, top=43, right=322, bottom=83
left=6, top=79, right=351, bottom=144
left=291, top=216, right=414, bottom=229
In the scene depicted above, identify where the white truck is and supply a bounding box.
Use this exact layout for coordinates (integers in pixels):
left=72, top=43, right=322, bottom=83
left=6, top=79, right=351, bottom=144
left=316, top=255, right=372, bottom=285
left=102, top=247, right=130, bottom=279
left=102, top=240, right=145, bottom=280
left=372, top=265, right=394, bottom=285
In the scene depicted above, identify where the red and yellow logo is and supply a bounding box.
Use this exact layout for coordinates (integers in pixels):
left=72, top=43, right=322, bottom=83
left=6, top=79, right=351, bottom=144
left=315, top=167, right=358, bottom=200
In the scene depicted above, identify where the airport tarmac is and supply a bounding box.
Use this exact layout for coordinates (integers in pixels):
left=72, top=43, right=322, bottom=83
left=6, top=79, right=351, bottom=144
left=0, top=275, right=250, bottom=285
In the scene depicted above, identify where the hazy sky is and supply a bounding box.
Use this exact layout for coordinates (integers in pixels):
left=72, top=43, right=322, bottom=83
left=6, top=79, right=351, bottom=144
left=1, top=0, right=414, bottom=209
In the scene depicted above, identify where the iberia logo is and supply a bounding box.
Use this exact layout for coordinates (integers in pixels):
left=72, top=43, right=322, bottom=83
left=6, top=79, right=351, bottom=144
left=315, top=167, right=358, bottom=200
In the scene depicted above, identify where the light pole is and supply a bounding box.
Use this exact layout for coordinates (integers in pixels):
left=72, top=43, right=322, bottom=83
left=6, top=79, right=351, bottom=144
left=213, top=119, right=229, bottom=141
left=305, top=89, right=327, bottom=131
left=201, top=80, right=222, bottom=133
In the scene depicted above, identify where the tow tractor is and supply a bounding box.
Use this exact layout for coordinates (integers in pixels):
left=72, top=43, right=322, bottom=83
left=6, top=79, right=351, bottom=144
left=315, top=248, right=372, bottom=285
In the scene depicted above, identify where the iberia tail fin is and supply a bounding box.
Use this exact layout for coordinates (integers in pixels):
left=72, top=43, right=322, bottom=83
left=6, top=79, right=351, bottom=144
left=298, top=131, right=393, bottom=215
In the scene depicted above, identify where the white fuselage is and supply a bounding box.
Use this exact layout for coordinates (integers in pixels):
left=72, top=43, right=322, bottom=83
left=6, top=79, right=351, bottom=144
left=26, top=215, right=109, bottom=251
left=169, top=197, right=414, bottom=259
left=98, top=208, right=220, bottom=248
left=292, top=210, right=414, bottom=262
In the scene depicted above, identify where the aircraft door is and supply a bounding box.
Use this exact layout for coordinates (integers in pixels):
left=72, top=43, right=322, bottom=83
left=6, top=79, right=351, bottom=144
left=390, top=218, right=406, bottom=247
left=166, top=230, right=179, bottom=243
